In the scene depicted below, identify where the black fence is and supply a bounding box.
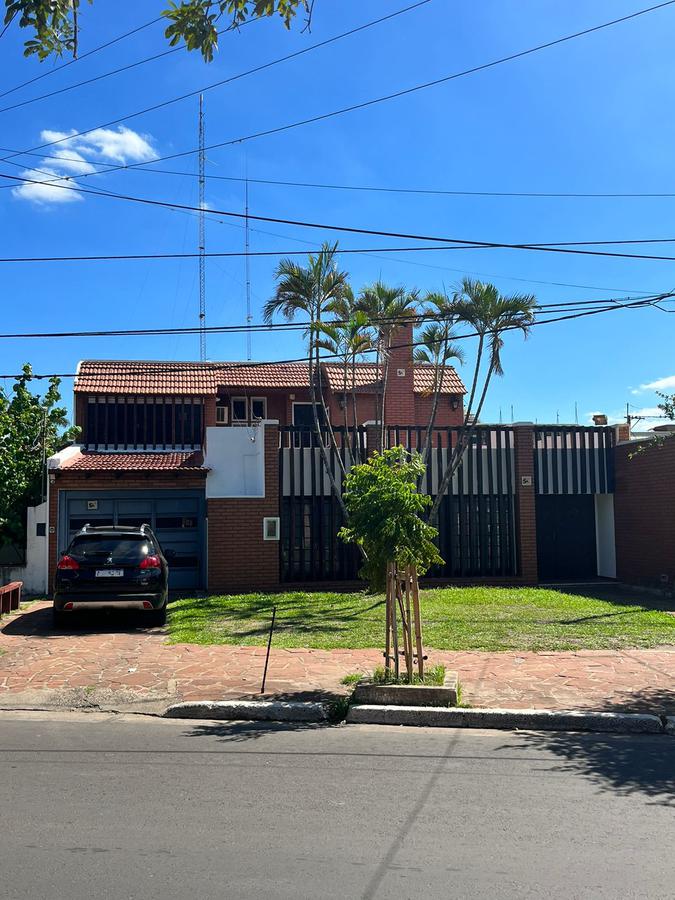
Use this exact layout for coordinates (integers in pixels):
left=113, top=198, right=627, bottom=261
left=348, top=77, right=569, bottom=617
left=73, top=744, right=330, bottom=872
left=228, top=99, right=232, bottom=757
left=279, top=426, right=365, bottom=581
left=279, top=424, right=518, bottom=582
left=534, top=426, right=615, bottom=495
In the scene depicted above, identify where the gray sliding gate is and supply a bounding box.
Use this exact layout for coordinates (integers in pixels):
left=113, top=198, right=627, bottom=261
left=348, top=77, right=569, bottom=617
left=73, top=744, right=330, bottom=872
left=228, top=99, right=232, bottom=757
left=58, top=489, right=205, bottom=590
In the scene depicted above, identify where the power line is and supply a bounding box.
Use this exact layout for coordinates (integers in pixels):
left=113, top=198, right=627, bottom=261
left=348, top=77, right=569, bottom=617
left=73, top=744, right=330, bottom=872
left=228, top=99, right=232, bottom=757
left=7, top=170, right=675, bottom=262
left=4, top=1, right=673, bottom=175
left=10, top=152, right=675, bottom=202
left=0, top=292, right=668, bottom=343
left=0, top=0, right=432, bottom=164
left=0, top=292, right=667, bottom=379
left=0, top=15, right=163, bottom=101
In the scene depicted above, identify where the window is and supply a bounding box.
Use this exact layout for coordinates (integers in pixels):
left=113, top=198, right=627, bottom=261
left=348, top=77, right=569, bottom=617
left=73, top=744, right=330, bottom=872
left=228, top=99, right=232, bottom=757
left=251, top=397, right=267, bottom=421
left=85, top=397, right=203, bottom=448
left=230, top=397, right=267, bottom=425
left=216, top=404, right=228, bottom=425
left=231, top=398, right=247, bottom=423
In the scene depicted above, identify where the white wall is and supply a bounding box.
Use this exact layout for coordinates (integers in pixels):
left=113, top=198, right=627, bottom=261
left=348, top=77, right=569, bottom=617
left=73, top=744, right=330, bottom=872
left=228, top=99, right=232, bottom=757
left=204, top=425, right=265, bottom=498
left=2, top=501, right=48, bottom=596
left=595, top=494, right=616, bottom=578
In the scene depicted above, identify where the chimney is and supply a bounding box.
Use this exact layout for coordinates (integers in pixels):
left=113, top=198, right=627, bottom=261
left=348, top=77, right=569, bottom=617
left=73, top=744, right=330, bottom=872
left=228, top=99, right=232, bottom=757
left=385, top=320, right=415, bottom=425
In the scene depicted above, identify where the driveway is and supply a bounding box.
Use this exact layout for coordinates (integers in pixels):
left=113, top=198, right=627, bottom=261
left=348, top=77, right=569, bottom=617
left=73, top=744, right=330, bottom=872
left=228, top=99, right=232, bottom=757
left=1, top=601, right=674, bottom=714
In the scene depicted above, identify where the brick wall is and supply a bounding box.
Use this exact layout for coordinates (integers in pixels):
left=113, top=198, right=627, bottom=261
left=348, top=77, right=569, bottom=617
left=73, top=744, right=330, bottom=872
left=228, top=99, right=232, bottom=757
left=614, top=437, right=675, bottom=589
left=513, top=424, right=538, bottom=583
left=48, top=469, right=207, bottom=590
left=206, top=424, right=280, bottom=592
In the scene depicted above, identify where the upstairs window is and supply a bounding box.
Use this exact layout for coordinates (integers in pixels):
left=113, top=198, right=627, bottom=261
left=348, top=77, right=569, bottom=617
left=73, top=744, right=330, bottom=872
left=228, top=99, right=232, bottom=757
left=230, top=396, right=267, bottom=425
left=85, top=397, right=203, bottom=448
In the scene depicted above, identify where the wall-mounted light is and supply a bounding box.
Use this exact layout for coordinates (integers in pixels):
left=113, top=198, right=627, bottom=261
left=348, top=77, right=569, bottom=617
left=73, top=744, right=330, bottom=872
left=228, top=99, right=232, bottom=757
left=450, top=397, right=460, bottom=411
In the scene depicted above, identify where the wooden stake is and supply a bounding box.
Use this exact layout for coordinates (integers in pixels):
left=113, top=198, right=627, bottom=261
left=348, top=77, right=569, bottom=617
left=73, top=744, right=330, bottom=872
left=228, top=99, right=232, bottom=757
left=391, top=564, right=399, bottom=679
left=404, top=568, right=414, bottom=684
left=411, top=566, right=424, bottom=679
left=384, top=562, right=392, bottom=675
left=394, top=571, right=411, bottom=681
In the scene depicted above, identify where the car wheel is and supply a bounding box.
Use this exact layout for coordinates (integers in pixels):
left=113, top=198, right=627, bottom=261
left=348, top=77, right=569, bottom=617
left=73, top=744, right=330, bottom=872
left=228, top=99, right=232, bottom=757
left=149, top=605, right=167, bottom=627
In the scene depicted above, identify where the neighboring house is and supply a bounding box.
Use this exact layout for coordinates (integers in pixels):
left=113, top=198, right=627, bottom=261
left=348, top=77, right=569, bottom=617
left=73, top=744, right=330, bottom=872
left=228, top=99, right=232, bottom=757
left=45, top=323, right=466, bottom=593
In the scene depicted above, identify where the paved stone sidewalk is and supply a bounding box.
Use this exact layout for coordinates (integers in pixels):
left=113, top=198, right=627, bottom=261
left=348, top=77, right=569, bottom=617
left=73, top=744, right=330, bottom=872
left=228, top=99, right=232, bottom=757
left=1, top=602, right=674, bottom=713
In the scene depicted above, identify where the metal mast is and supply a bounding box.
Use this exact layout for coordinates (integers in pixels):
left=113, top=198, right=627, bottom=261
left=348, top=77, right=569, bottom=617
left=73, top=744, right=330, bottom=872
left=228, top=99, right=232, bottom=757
left=245, top=165, right=252, bottom=360
left=198, top=94, right=207, bottom=361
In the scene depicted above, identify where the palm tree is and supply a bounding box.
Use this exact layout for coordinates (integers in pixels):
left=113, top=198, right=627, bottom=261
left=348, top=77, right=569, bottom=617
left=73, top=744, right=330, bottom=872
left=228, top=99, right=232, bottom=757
left=428, top=280, right=536, bottom=523
left=263, top=242, right=350, bottom=503
left=415, top=290, right=466, bottom=466
left=316, top=301, right=373, bottom=461
left=356, top=281, right=419, bottom=447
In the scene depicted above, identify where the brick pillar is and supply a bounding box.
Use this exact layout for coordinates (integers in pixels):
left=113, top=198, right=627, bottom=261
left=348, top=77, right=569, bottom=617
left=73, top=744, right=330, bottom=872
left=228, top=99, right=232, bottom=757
left=365, top=423, right=381, bottom=456
left=615, top=423, right=630, bottom=443
left=513, top=423, right=538, bottom=584
left=385, top=321, right=415, bottom=425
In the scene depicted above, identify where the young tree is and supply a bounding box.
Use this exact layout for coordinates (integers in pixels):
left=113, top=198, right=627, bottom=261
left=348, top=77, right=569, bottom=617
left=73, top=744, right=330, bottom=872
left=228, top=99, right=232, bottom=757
left=263, top=241, right=350, bottom=509
left=0, top=365, right=78, bottom=551
left=428, top=279, right=536, bottom=523
left=340, top=447, right=442, bottom=585
left=339, top=447, right=443, bottom=679
left=4, top=1, right=312, bottom=61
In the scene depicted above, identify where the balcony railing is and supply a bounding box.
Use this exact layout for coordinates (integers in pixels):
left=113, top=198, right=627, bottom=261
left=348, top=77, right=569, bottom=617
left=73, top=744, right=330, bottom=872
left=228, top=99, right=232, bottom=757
left=83, top=396, right=204, bottom=450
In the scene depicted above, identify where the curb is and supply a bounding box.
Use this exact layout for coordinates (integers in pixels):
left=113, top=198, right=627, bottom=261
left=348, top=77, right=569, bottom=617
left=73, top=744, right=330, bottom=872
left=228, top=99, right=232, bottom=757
left=346, top=705, right=665, bottom=734
left=164, top=700, right=329, bottom=723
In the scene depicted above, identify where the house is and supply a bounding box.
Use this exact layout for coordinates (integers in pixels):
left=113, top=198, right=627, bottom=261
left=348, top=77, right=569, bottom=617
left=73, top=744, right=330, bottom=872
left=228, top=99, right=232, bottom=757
left=46, top=323, right=466, bottom=593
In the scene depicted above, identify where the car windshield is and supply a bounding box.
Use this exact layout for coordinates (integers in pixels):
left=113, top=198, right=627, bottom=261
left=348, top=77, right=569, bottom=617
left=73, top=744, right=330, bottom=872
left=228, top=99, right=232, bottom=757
left=69, top=536, right=155, bottom=562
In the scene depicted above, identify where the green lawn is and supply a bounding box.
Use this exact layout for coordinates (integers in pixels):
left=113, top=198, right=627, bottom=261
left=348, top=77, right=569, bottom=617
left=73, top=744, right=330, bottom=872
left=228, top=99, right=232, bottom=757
left=168, top=586, right=675, bottom=652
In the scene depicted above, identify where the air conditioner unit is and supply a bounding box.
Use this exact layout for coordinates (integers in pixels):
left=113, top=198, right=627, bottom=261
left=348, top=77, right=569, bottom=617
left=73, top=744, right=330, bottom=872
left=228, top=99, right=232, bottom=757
left=216, top=405, right=228, bottom=425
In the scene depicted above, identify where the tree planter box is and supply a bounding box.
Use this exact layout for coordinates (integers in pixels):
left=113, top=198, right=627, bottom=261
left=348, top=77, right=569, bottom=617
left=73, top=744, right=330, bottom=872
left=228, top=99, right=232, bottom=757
left=352, top=671, right=458, bottom=708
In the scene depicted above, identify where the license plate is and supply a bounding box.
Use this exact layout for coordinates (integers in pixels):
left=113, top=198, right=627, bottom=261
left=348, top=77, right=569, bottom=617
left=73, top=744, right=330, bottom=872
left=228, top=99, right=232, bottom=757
left=95, top=569, right=124, bottom=578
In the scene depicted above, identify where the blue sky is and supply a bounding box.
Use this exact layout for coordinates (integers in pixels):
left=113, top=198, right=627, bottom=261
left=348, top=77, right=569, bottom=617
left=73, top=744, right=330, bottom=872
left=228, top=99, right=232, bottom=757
left=1, top=0, right=675, bottom=427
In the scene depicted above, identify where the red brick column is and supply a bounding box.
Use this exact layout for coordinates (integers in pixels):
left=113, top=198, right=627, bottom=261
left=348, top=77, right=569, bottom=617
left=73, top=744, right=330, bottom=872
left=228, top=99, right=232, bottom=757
left=206, top=423, right=280, bottom=593
left=513, top=424, right=538, bottom=584
left=365, top=423, right=381, bottom=455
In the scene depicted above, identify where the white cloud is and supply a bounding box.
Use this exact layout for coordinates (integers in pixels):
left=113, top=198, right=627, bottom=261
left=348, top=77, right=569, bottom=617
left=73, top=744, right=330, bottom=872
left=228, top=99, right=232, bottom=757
left=11, top=168, right=83, bottom=205
left=80, top=126, right=155, bottom=163
left=51, top=149, right=97, bottom=175
left=12, top=126, right=156, bottom=206
left=635, top=375, right=675, bottom=393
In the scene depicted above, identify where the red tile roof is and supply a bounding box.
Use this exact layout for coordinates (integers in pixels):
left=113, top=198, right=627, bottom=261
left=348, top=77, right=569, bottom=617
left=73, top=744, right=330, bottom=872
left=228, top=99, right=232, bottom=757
left=75, top=360, right=465, bottom=395
left=321, top=363, right=465, bottom=395
left=75, top=361, right=224, bottom=395
left=60, top=451, right=207, bottom=472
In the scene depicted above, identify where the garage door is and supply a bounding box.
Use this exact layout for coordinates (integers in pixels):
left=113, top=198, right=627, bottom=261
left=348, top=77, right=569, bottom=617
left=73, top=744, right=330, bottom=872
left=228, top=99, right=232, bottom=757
left=59, top=490, right=205, bottom=590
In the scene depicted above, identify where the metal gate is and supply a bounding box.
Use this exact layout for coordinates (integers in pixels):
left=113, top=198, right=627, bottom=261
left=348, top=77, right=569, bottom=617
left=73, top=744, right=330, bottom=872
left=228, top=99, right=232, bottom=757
left=58, top=490, right=206, bottom=590
left=279, top=425, right=518, bottom=582
left=536, top=494, right=597, bottom=580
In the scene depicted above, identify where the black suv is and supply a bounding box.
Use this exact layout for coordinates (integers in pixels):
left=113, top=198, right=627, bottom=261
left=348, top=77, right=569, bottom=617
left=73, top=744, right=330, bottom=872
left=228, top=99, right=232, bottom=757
left=53, top=524, right=169, bottom=627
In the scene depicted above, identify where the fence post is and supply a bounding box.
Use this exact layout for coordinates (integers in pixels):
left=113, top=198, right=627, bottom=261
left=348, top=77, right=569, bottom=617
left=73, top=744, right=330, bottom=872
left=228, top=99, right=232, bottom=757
left=513, top=423, right=538, bottom=584
left=365, top=423, right=382, bottom=456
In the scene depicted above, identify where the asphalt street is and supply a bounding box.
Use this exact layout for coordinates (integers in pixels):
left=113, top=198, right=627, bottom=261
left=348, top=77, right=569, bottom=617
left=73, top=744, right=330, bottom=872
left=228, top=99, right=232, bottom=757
left=0, top=710, right=673, bottom=899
